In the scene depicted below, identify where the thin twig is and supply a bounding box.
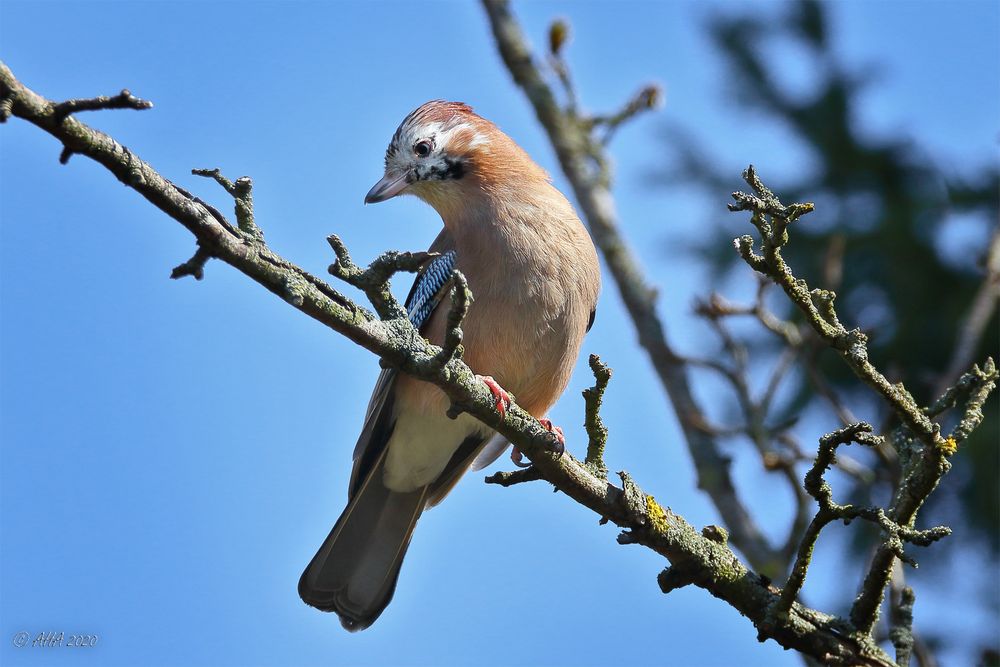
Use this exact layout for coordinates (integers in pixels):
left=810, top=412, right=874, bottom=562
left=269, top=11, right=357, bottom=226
left=774, top=423, right=882, bottom=618
left=193, top=168, right=263, bottom=241
left=582, top=354, right=612, bottom=478
left=170, top=245, right=212, bottom=280
left=933, top=223, right=1000, bottom=396
left=730, top=165, right=941, bottom=451
left=484, top=466, right=543, bottom=487
left=52, top=88, right=152, bottom=121
left=326, top=234, right=435, bottom=321
left=430, top=271, right=471, bottom=369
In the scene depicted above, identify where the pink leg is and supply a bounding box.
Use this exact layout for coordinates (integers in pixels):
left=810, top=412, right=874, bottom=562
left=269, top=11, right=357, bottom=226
left=476, top=375, right=511, bottom=419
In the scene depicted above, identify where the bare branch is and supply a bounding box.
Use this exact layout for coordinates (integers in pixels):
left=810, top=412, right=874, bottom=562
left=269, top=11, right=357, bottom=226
left=774, top=423, right=882, bottom=619
left=591, top=84, right=662, bottom=145
left=889, top=586, right=916, bottom=667
left=484, top=466, right=543, bottom=487
left=545, top=19, right=579, bottom=112
left=52, top=88, right=152, bottom=121
left=192, top=167, right=237, bottom=196
left=481, top=0, right=781, bottom=578
left=170, top=245, right=212, bottom=281
left=934, top=223, right=1000, bottom=395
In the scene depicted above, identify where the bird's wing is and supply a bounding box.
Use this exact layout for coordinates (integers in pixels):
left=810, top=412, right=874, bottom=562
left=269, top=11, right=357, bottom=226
left=469, top=433, right=510, bottom=472
left=347, top=231, right=458, bottom=498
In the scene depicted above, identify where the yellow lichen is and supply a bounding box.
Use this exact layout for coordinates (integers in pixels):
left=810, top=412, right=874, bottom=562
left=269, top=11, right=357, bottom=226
left=940, top=436, right=958, bottom=456
left=646, top=495, right=669, bottom=533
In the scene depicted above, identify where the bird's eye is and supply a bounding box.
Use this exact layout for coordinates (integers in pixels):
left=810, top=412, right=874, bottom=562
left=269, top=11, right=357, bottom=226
left=414, top=140, right=432, bottom=158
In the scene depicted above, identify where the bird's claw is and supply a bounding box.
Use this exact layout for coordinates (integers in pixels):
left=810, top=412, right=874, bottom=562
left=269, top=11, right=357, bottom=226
left=510, top=419, right=565, bottom=468
left=477, top=375, right=511, bottom=419
left=539, top=418, right=566, bottom=457
left=510, top=447, right=532, bottom=468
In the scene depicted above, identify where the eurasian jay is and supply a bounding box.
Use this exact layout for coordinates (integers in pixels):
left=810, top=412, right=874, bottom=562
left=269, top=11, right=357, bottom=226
left=298, top=101, right=601, bottom=630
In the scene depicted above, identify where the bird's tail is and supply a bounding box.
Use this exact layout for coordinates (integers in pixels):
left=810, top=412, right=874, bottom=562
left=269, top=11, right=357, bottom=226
left=298, top=450, right=427, bottom=631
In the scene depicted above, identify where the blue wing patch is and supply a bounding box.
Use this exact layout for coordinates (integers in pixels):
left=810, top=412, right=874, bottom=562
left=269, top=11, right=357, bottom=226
left=406, top=251, right=457, bottom=329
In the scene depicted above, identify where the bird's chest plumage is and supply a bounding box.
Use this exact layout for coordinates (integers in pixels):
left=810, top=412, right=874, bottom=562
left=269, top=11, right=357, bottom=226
left=383, top=189, right=599, bottom=493
left=441, top=214, right=595, bottom=414
left=384, top=246, right=582, bottom=492
left=461, top=273, right=569, bottom=404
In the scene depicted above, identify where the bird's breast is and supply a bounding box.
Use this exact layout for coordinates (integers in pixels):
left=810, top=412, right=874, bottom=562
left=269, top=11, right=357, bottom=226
left=429, top=212, right=598, bottom=415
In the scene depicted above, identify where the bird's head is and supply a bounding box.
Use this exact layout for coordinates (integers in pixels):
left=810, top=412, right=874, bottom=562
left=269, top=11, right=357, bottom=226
left=365, top=101, right=544, bottom=216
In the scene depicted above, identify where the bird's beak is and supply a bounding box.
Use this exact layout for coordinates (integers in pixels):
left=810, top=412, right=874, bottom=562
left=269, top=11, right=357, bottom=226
left=364, top=171, right=410, bottom=204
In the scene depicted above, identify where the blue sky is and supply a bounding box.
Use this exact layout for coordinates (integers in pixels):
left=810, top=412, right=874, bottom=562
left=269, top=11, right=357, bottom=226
left=2, top=1, right=997, bottom=666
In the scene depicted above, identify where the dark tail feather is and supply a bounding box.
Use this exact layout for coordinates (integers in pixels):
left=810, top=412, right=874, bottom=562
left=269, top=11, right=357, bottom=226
left=299, top=451, right=427, bottom=631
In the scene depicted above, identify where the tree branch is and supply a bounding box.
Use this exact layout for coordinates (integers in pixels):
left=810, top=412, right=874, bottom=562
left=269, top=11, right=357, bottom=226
left=170, top=244, right=212, bottom=280
left=481, top=0, right=782, bottom=578
left=933, top=222, right=1000, bottom=396
left=727, top=164, right=999, bottom=636
left=582, top=353, right=611, bottom=478
left=889, top=585, right=916, bottom=667
left=51, top=88, right=152, bottom=121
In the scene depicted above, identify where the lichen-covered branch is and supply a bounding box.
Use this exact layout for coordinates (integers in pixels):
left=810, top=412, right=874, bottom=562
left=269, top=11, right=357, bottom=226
left=582, top=354, right=611, bottom=478
left=774, top=423, right=880, bottom=619
left=2, top=59, right=903, bottom=666
left=850, top=359, right=996, bottom=634
left=481, top=0, right=782, bottom=578
left=192, top=168, right=263, bottom=241
left=730, top=166, right=942, bottom=452
left=728, top=164, right=998, bottom=637
left=325, top=233, right=437, bottom=322
left=774, top=422, right=949, bottom=623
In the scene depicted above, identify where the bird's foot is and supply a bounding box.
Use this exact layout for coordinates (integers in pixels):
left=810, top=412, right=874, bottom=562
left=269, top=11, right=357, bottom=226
left=510, top=419, right=565, bottom=467
left=477, top=375, right=511, bottom=419
left=539, top=418, right=566, bottom=457
left=510, top=447, right=532, bottom=468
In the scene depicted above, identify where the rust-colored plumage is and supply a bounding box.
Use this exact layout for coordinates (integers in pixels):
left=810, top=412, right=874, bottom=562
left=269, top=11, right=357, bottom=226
left=299, top=101, right=601, bottom=630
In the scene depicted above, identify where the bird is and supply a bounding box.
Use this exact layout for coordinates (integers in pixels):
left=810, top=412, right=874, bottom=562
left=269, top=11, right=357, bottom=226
left=298, top=100, right=601, bottom=631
